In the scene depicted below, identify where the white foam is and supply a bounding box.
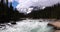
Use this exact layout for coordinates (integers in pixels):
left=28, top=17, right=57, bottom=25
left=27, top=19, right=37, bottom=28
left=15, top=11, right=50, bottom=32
left=0, top=19, right=54, bottom=32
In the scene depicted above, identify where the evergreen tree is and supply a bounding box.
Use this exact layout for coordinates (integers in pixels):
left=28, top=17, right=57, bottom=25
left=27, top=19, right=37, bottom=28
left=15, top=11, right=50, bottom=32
left=27, top=3, right=60, bottom=19
left=0, top=0, right=26, bottom=24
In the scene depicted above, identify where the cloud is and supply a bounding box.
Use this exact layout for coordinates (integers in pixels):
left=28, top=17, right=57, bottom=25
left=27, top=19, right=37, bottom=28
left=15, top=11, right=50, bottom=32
left=8, top=0, right=14, bottom=3
left=14, top=0, right=60, bottom=14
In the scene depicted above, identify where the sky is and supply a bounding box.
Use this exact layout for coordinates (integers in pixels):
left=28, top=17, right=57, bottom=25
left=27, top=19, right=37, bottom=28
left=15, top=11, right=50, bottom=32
left=12, top=1, right=18, bottom=8
left=8, top=0, right=60, bottom=14
left=8, top=0, right=18, bottom=9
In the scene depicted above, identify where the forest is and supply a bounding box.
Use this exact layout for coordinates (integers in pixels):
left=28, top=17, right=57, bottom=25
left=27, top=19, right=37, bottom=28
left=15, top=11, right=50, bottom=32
left=0, top=0, right=60, bottom=23
left=27, top=3, right=60, bottom=19
left=0, top=0, right=26, bottom=24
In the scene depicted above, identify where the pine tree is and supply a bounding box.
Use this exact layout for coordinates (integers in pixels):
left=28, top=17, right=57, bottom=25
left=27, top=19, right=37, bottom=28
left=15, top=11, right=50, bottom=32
left=27, top=3, right=60, bottom=19
left=0, top=0, right=26, bottom=24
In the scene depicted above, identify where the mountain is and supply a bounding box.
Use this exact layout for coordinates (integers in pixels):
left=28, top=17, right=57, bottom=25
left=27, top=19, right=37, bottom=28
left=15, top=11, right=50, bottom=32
left=27, top=3, right=60, bottom=19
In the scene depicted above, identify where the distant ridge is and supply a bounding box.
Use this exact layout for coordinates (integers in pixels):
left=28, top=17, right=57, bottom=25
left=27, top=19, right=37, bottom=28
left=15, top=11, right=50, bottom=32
left=27, top=3, right=60, bottom=19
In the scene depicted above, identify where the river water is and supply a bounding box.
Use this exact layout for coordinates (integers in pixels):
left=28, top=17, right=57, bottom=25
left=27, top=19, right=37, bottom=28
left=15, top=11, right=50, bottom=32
left=0, top=19, right=55, bottom=32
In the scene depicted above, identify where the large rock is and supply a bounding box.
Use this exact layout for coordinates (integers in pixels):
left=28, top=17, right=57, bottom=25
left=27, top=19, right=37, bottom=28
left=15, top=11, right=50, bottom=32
left=48, top=20, right=60, bottom=30
left=54, top=30, right=60, bottom=32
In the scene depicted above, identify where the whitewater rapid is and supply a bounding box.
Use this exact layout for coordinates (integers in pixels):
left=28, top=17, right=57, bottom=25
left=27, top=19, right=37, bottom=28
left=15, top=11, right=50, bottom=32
left=0, top=19, right=55, bottom=32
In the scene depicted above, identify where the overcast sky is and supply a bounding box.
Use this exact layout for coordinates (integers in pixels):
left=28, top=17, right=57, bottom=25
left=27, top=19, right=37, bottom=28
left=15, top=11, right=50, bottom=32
left=8, top=0, right=60, bottom=14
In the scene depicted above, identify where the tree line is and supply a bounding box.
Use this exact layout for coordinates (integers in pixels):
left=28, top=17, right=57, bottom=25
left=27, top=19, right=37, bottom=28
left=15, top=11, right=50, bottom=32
left=27, top=3, right=60, bottom=19
left=0, top=0, right=60, bottom=23
left=0, top=0, right=26, bottom=23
